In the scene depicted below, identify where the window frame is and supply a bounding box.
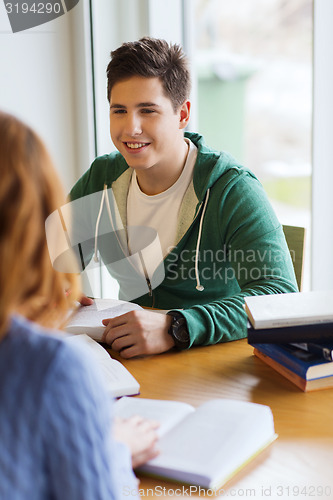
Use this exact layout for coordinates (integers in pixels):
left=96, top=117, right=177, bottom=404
left=311, top=0, right=333, bottom=290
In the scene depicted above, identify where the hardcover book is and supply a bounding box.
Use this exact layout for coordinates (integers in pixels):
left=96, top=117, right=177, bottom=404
left=253, top=348, right=333, bottom=391
left=244, top=291, right=333, bottom=329
left=65, top=298, right=142, bottom=341
left=66, top=334, right=140, bottom=398
left=114, top=397, right=277, bottom=489
left=250, top=342, right=333, bottom=380
left=247, top=322, right=333, bottom=345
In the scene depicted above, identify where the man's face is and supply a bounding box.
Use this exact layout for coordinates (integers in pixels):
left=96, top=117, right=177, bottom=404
left=109, top=76, right=189, bottom=174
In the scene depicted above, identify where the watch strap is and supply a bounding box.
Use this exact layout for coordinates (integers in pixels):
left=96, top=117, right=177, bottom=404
left=167, top=312, right=190, bottom=350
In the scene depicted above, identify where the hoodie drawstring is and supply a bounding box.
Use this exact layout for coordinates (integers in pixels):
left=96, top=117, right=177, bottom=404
left=94, top=184, right=128, bottom=262
left=194, top=189, right=210, bottom=292
left=94, top=184, right=210, bottom=294
left=94, top=185, right=107, bottom=262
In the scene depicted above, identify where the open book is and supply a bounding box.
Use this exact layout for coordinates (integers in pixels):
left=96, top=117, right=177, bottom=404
left=65, top=298, right=143, bottom=341
left=66, top=334, right=140, bottom=398
left=114, top=397, right=277, bottom=489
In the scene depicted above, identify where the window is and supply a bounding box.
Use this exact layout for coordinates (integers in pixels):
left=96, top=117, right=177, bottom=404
left=191, top=0, right=312, bottom=288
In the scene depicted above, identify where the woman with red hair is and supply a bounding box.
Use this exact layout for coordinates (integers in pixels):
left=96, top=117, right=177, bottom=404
left=0, top=111, right=157, bottom=500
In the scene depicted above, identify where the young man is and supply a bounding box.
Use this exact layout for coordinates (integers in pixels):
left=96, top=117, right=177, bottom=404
left=70, top=37, right=298, bottom=358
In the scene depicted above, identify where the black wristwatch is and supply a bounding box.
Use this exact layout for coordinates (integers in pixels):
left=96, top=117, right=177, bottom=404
left=167, top=312, right=190, bottom=350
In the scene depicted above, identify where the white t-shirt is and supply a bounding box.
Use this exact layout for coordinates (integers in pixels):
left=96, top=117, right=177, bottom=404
left=127, top=138, right=198, bottom=275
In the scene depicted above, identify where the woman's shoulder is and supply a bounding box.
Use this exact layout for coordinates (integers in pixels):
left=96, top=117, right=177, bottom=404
left=2, top=315, right=110, bottom=419
left=5, top=315, right=68, bottom=359
left=3, top=316, right=99, bottom=385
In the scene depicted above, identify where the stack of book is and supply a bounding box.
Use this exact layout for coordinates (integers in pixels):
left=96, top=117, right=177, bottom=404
left=244, top=290, right=333, bottom=391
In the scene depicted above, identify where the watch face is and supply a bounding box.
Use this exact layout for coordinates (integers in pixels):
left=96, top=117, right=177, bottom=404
left=174, top=324, right=190, bottom=343
left=172, top=318, right=190, bottom=348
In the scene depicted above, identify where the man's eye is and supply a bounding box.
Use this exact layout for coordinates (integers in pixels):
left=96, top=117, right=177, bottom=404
left=112, top=109, right=126, bottom=114
left=141, top=109, right=155, bottom=114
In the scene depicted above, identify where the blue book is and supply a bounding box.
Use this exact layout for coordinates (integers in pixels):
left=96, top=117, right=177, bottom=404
left=251, top=342, right=333, bottom=380
left=247, top=321, right=333, bottom=345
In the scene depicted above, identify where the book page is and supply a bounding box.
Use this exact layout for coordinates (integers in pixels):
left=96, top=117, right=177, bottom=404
left=65, top=298, right=142, bottom=340
left=66, top=334, right=140, bottom=398
left=113, top=397, right=195, bottom=437
left=140, top=399, right=276, bottom=489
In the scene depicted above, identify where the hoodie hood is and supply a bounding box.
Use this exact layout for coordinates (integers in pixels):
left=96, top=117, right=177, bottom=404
left=185, top=131, right=247, bottom=201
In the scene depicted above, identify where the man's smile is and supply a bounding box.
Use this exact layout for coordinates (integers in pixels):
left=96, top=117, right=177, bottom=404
left=124, top=142, right=150, bottom=151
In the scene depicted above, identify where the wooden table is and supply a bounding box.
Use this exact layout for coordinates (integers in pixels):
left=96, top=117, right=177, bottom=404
left=110, top=339, right=333, bottom=499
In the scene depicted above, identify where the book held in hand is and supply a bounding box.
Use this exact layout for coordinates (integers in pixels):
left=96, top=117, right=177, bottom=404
left=244, top=290, right=333, bottom=329
left=114, top=397, right=277, bottom=489
left=65, top=298, right=142, bottom=341
left=66, top=334, right=140, bottom=398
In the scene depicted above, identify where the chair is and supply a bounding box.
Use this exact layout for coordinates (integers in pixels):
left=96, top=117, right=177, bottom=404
left=282, top=225, right=306, bottom=291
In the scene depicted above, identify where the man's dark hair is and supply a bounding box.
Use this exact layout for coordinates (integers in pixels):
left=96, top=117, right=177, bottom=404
left=106, top=37, right=191, bottom=111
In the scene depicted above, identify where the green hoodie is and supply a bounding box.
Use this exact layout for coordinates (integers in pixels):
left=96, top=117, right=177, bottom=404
left=70, top=132, right=298, bottom=347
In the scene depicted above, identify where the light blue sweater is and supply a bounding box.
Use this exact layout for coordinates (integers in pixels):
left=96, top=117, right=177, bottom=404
left=0, top=315, right=138, bottom=500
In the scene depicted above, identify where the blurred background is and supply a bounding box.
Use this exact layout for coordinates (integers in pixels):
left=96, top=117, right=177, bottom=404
left=194, top=0, right=312, bottom=225
left=192, top=0, right=312, bottom=288
left=1, top=0, right=332, bottom=294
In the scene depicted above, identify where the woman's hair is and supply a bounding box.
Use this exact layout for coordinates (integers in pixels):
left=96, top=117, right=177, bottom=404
left=0, top=111, right=80, bottom=337
left=106, top=37, right=191, bottom=111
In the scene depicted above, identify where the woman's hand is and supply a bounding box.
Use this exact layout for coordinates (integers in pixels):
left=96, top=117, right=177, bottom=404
left=113, top=415, right=160, bottom=468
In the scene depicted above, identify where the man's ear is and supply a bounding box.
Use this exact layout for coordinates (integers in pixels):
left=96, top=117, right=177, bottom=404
left=179, top=100, right=191, bottom=130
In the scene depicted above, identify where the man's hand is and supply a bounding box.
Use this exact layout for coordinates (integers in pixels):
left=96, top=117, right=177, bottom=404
left=102, top=310, right=175, bottom=358
left=79, top=295, right=94, bottom=306
left=113, top=415, right=160, bottom=469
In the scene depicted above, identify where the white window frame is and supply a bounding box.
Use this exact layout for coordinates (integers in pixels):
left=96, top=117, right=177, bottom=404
left=311, top=0, right=333, bottom=290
